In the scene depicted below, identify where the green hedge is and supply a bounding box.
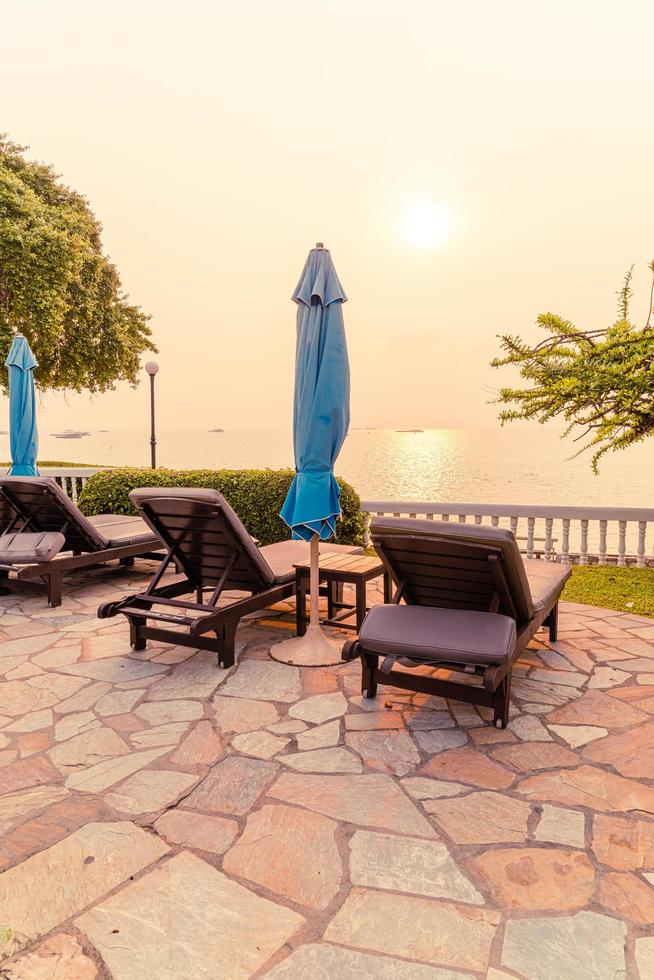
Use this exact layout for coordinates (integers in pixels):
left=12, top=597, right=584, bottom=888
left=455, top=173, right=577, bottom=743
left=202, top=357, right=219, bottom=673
left=78, top=467, right=365, bottom=547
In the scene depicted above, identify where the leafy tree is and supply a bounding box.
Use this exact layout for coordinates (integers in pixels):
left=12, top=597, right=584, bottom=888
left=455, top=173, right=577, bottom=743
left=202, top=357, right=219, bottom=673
left=0, top=135, right=154, bottom=392
left=492, top=261, right=654, bottom=472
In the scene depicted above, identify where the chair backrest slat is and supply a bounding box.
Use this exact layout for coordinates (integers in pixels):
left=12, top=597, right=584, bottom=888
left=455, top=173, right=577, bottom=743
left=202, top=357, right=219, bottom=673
left=371, top=516, right=534, bottom=624
left=0, top=478, right=106, bottom=553
left=130, top=488, right=276, bottom=592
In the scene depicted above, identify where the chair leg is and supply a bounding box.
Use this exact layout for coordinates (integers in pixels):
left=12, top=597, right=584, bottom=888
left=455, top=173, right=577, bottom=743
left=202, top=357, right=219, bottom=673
left=46, top=572, right=62, bottom=608
left=129, top=618, right=147, bottom=651
left=493, top=673, right=512, bottom=728
left=217, top=620, right=237, bottom=669
left=0, top=571, right=11, bottom=597
left=362, top=652, right=378, bottom=699
left=547, top=602, right=559, bottom=643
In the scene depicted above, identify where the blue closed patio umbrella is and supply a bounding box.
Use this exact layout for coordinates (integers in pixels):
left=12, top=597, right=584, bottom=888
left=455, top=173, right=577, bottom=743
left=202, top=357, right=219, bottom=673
left=274, top=244, right=350, bottom=666
left=5, top=335, right=39, bottom=476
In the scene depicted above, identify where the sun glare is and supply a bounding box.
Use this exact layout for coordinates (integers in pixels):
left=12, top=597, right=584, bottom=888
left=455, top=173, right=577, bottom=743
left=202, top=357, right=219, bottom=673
left=401, top=203, right=450, bottom=249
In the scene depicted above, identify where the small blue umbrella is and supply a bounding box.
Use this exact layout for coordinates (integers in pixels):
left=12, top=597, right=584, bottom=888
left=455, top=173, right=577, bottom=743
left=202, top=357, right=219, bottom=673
left=280, top=244, right=350, bottom=542
left=5, top=335, right=39, bottom=476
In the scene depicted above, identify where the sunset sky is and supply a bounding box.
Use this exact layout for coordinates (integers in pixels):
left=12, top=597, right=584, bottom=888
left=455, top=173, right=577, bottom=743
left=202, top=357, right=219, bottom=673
left=2, top=0, right=653, bottom=432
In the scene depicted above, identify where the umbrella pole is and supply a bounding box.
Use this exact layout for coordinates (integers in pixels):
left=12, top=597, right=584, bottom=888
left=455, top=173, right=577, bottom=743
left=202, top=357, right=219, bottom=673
left=309, top=532, right=320, bottom=628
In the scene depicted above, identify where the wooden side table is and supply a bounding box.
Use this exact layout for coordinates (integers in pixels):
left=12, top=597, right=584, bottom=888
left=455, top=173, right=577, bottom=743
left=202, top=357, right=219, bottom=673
left=294, top=552, right=390, bottom=636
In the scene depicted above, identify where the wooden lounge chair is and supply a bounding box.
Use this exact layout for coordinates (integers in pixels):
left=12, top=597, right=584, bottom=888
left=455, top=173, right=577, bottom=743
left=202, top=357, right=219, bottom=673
left=0, top=477, right=164, bottom=607
left=342, top=516, right=571, bottom=727
left=98, top=487, right=362, bottom=667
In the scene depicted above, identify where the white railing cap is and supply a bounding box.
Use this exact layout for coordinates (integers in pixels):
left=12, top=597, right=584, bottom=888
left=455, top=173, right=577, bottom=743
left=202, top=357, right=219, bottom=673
left=361, top=501, right=654, bottom=522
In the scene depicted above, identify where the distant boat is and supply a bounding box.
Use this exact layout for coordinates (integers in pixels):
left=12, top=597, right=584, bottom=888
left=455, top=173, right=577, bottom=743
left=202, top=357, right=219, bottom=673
left=208, top=428, right=224, bottom=433
left=396, top=429, right=424, bottom=433
left=98, top=429, right=109, bottom=433
left=52, top=429, right=90, bottom=439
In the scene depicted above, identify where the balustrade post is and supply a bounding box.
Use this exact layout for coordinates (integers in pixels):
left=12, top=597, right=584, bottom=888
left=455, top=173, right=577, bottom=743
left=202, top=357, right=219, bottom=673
left=599, top=520, right=607, bottom=565
left=580, top=519, right=589, bottom=565
left=527, top=517, right=535, bottom=559
left=561, top=519, right=570, bottom=563
left=618, top=521, right=627, bottom=567
left=545, top=517, right=553, bottom=561
left=638, top=521, right=646, bottom=569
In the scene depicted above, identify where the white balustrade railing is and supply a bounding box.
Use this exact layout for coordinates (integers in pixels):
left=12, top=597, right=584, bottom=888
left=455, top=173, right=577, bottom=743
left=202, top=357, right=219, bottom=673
left=361, top=500, right=654, bottom=568
left=33, top=473, right=654, bottom=568
left=40, top=467, right=103, bottom=504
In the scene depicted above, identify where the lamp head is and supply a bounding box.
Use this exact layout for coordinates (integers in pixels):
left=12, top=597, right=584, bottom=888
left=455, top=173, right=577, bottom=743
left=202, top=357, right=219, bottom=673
left=145, top=361, right=159, bottom=376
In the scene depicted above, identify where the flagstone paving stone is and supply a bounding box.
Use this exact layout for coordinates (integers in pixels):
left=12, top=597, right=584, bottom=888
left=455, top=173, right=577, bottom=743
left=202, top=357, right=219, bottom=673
left=635, top=937, right=654, bottom=980
left=170, top=720, right=222, bottom=765
left=413, top=729, right=467, bottom=754
left=144, top=649, right=226, bottom=700
left=224, top=803, right=342, bottom=909
left=533, top=804, right=586, bottom=848
left=592, top=812, right=654, bottom=870
left=58, top=656, right=167, bottom=683
left=154, top=809, right=238, bottom=853
left=0, top=795, right=104, bottom=872
left=2, top=709, right=54, bottom=733
left=296, top=718, right=340, bottom=749
left=426, top=791, right=531, bottom=844
left=182, top=756, right=279, bottom=815
left=48, top=727, right=130, bottom=774
left=423, top=747, right=514, bottom=789
left=501, top=911, right=627, bottom=980
left=401, top=776, right=468, bottom=800
left=1, top=756, right=61, bottom=796
left=0, top=786, right=70, bottom=839
left=53, top=711, right=100, bottom=742
left=104, top=769, right=198, bottom=814
left=469, top=847, right=595, bottom=911
left=518, top=764, right=654, bottom=814
left=349, top=830, right=483, bottom=905
left=129, top=721, right=189, bottom=748
left=581, top=719, right=654, bottom=778
left=547, top=689, right=650, bottom=728
left=76, top=851, right=305, bottom=979
left=232, top=730, right=291, bottom=759
left=506, top=714, right=554, bottom=740
left=547, top=724, right=607, bottom=747
left=1, top=583, right=653, bottom=975
left=597, top=870, right=654, bottom=924
left=280, top=746, right=362, bottom=773
left=211, top=694, right=280, bottom=732
left=263, top=943, right=470, bottom=979
left=288, top=692, right=348, bottom=723
left=94, top=688, right=143, bottom=717
left=1, top=932, right=99, bottom=980
left=325, top=890, right=499, bottom=972
left=490, top=741, right=580, bottom=772
left=219, top=659, right=301, bottom=702
left=270, top=773, right=436, bottom=837
left=0, top=821, right=169, bottom=959
left=54, top=681, right=111, bottom=714
left=345, top=731, right=420, bottom=776
left=65, top=747, right=170, bottom=792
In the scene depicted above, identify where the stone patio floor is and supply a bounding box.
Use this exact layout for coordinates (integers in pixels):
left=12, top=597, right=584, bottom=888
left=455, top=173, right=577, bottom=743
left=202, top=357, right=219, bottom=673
left=0, top=563, right=654, bottom=979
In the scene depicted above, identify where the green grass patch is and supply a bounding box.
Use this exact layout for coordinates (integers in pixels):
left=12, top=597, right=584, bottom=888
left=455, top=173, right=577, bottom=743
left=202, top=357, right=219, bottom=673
left=562, top=565, right=654, bottom=618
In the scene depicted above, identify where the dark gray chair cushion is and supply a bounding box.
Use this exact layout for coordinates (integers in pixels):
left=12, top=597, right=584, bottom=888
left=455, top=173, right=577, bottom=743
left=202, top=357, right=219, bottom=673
left=358, top=604, right=517, bottom=667
left=87, top=514, right=160, bottom=548
left=0, top=530, right=66, bottom=564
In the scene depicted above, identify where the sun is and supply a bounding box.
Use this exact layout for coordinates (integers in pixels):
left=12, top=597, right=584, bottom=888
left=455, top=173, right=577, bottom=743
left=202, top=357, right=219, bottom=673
left=401, top=202, right=450, bottom=249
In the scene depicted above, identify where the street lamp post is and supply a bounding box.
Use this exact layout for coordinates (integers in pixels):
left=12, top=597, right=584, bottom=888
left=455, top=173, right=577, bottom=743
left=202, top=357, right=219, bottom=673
left=144, top=361, right=159, bottom=469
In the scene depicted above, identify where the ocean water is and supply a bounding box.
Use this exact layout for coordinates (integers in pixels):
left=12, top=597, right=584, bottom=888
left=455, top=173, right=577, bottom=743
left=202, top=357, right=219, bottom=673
left=11, top=424, right=654, bottom=509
